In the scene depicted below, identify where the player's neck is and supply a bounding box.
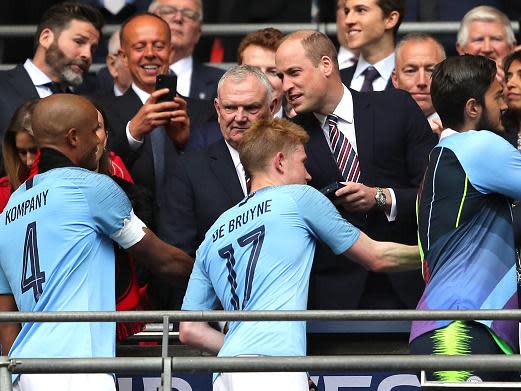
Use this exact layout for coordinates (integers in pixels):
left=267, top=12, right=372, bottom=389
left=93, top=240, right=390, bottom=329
left=249, top=175, right=281, bottom=193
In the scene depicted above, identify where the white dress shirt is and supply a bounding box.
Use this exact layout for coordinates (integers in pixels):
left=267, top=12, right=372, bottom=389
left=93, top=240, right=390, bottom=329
left=114, top=84, right=125, bottom=97
left=23, top=59, right=54, bottom=98
left=274, top=106, right=284, bottom=119
left=338, top=46, right=358, bottom=70
left=350, top=53, right=395, bottom=92
left=225, top=141, right=248, bottom=196
left=125, top=83, right=150, bottom=150
left=314, top=85, right=397, bottom=221
left=169, top=56, right=193, bottom=98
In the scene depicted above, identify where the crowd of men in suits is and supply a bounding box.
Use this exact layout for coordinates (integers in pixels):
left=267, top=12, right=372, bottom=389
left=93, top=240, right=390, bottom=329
left=0, top=0, right=520, bottom=320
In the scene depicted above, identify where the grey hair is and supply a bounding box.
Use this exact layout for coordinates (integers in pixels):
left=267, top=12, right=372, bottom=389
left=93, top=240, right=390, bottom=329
left=148, top=0, right=203, bottom=21
left=395, top=33, right=446, bottom=60
left=107, top=29, right=121, bottom=55
left=217, top=65, right=273, bottom=105
left=457, top=5, right=515, bottom=48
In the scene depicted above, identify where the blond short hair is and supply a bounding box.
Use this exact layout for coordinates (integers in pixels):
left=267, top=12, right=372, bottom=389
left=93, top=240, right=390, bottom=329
left=239, top=118, right=309, bottom=176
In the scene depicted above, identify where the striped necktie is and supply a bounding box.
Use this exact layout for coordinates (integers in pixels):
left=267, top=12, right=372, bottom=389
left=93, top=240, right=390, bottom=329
left=327, top=114, right=360, bottom=182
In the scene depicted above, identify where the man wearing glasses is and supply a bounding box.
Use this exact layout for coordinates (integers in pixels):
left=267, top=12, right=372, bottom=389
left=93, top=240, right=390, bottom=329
left=149, top=0, right=224, bottom=101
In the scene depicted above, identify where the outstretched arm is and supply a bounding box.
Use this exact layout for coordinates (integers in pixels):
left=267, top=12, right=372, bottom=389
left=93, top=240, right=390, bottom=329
left=344, top=232, right=420, bottom=272
left=179, top=321, right=224, bottom=355
left=128, top=228, right=194, bottom=278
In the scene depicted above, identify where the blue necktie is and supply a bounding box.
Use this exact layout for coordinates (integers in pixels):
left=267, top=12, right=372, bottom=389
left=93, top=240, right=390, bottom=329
left=150, top=127, right=166, bottom=201
left=360, top=66, right=380, bottom=92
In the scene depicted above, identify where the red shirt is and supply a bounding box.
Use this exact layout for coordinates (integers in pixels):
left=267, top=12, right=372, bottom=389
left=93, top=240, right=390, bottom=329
left=0, top=177, right=11, bottom=213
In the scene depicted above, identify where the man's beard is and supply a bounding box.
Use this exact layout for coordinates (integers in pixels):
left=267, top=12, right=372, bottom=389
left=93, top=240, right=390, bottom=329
left=45, top=41, right=88, bottom=87
left=476, top=106, right=503, bottom=134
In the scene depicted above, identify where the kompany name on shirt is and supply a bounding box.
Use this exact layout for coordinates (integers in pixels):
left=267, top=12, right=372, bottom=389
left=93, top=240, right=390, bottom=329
left=4, top=189, right=49, bottom=225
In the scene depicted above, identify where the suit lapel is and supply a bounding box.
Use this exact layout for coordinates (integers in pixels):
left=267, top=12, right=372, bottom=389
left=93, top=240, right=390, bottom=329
left=189, top=61, right=212, bottom=100
left=189, top=61, right=202, bottom=99
left=351, top=89, right=375, bottom=184
left=119, top=88, right=143, bottom=116
left=7, top=65, right=40, bottom=100
left=207, top=139, right=244, bottom=202
left=120, top=88, right=156, bottom=169
left=385, top=77, right=395, bottom=91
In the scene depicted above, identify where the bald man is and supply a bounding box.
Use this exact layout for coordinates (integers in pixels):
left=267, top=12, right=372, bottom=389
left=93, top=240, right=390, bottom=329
left=0, top=94, right=192, bottom=391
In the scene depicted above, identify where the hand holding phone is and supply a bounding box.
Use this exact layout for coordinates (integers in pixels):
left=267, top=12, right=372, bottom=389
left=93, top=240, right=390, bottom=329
left=155, top=74, right=177, bottom=103
left=319, top=181, right=344, bottom=200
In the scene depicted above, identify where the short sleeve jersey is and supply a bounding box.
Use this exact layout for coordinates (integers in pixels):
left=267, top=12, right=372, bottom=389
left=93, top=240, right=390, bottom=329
left=413, top=130, right=521, bottom=352
left=0, top=167, right=132, bottom=359
left=182, top=184, right=360, bottom=358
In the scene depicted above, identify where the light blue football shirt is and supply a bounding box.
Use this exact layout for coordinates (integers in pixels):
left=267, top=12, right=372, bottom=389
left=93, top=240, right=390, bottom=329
left=182, top=184, right=360, bottom=358
left=0, top=167, right=132, bottom=360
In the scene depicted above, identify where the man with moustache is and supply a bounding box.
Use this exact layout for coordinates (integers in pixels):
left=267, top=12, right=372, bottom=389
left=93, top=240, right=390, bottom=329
left=0, top=2, right=103, bottom=161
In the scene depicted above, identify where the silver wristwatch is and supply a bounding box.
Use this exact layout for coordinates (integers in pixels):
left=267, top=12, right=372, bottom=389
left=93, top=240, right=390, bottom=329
left=375, top=187, right=387, bottom=210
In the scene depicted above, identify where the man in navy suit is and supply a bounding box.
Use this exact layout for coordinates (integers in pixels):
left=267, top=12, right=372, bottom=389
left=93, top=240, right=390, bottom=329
left=101, top=13, right=197, bottom=214
left=276, top=30, right=436, bottom=310
left=340, top=0, right=404, bottom=92
left=149, top=0, right=224, bottom=101
left=157, top=65, right=276, bottom=309
left=0, top=2, right=103, bottom=161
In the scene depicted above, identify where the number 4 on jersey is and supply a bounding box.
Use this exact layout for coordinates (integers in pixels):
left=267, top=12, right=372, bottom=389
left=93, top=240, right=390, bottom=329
left=21, top=222, right=46, bottom=301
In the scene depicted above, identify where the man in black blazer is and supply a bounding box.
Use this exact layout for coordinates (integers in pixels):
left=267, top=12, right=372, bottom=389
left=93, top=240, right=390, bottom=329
left=149, top=0, right=224, bottom=100
left=0, top=2, right=103, bottom=160
left=340, top=0, right=404, bottom=91
left=276, top=31, right=436, bottom=309
left=101, top=13, right=216, bottom=216
left=156, top=65, right=275, bottom=308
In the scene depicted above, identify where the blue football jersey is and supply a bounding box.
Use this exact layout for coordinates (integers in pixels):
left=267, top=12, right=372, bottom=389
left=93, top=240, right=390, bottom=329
left=413, top=130, right=521, bottom=352
left=182, top=184, right=360, bottom=358
left=0, top=167, right=132, bottom=360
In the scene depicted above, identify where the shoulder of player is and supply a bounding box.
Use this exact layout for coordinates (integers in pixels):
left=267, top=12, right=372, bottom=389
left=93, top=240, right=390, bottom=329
left=41, top=167, right=123, bottom=196
left=441, top=130, right=511, bottom=154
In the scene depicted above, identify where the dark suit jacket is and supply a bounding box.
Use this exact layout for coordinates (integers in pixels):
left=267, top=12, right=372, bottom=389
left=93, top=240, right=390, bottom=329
left=185, top=121, right=222, bottom=152
left=76, top=66, right=115, bottom=98
left=159, top=138, right=244, bottom=255
left=101, top=88, right=217, bottom=203
left=340, top=65, right=394, bottom=91
left=293, top=88, right=437, bottom=309
left=190, top=61, right=225, bottom=101
left=0, top=65, right=39, bottom=140
left=155, top=138, right=244, bottom=308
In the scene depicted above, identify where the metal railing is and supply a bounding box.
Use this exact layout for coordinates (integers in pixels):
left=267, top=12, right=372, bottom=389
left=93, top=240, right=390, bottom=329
left=1, top=310, right=521, bottom=390
left=0, top=21, right=519, bottom=38
left=3, top=309, right=521, bottom=322
left=0, top=21, right=520, bottom=71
